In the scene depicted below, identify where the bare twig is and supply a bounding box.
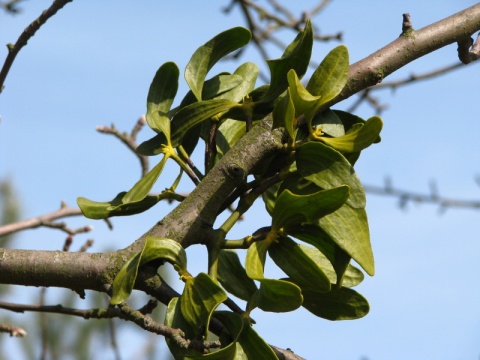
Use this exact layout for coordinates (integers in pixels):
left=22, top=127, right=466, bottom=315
left=97, top=118, right=150, bottom=178
left=364, top=180, right=480, bottom=213
left=0, top=0, right=73, bottom=93
left=0, top=202, right=83, bottom=238
left=0, top=322, right=27, bottom=337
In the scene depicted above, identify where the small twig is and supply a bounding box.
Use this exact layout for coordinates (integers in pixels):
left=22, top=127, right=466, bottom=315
left=0, top=323, right=27, bottom=337
left=78, top=239, right=94, bottom=252
left=0, top=0, right=73, bottom=93
left=364, top=180, right=480, bottom=213
left=97, top=121, right=149, bottom=178
left=0, top=202, right=83, bottom=238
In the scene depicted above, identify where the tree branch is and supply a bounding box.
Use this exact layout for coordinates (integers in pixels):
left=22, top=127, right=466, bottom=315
left=331, top=4, right=480, bottom=107
left=0, top=0, right=73, bottom=93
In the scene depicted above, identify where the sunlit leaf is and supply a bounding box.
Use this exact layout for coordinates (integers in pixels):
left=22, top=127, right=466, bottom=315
left=185, top=27, right=251, bottom=101
left=319, top=204, right=374, bottom=276
left=306, top=45, right=349, bottom=105
left=312, top=109, right=345, bottom=138
left=180, top=273, right=228, bottom=338
left=261, top=19, right=313, bottom=102
left=165, top=297, right=199, bottom=357
left=320, top=116, right=383, bottom=153
left=170, top=99, right=237, bottom=147
left=218, top=250, right=257, bottom=301
left=77, top=192, right=161, bottom=219
left=272, top=90, right=295, bottom=140
left=136, top=133, right=167, bottom=156
left=245, top=239, right=271, bottom=280
left=122, top=155, right=169, bottom=203
left=296, top=243, right=364, bottom=287
left=110, top=251, right=143, bottom=305
left=271, top=187, right=349, bottom=230
left=146, top=62, right=179, bottom=139
left=296, top=141, right=366, bottom=208
left=141, top=237, right=187, bottom=270
left=287, top=69, right=321, bottom=117
left=268, top=236, right=331, bottom=292
left=249, top=278, right=303, bottom=313
left=236, top=318, right=278, bottom=360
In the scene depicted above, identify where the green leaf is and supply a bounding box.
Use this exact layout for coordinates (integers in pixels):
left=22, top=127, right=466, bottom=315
left=146, top=62, right=179, bottom=139
left=245, top=239, right=271, bottom=280
left=110, top=251, right=143, bottom=305
left=218, top=62, right=259, bottom=102
left=287, top=69, right=321, bottom=117
left=136, top=133, right=167, bottom=156
left=301, top=286, right=370, bottom=320
left=268, top=236, right=330, bottom=292
left=216, top=119, right=246, bottom=159
left=296, top=141, right=366, bottom=208
left=261, top=20, right=313, bottom=102
left=185, top=27, right=252, bottom=101
left=165, top=297, right=200, bottom=357
left=236, top=318, right=278, bottom=360
left=295, top=243, right=364, bottom=288
left=312, top=109, right=345, bottom=138
left=249, top=278, right=303, bottom=313
left=218, top=250, right=258, bottom=301
left=180, top=273, right=228, bottom=337
left=179, top=73, right=244, bottom=107
left=141, top=237, right=187, bottom=270
left=77, top=192, right=161, bottom=219
left=271, top=187, right=349, bottom=230
left=272, top=90, right=295, bottom=140
left=319, top=204, right=374, bottom=276
left=122, top=155, right=168, bottom=204
left=306, top=45, right=349, bottom=104
left=320, top=116, right=383, bottom=153
left=170, top=99, right=237, bottom=147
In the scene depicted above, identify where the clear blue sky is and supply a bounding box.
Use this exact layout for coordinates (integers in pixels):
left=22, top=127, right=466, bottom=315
left=1, top=1, right=480, bottom=359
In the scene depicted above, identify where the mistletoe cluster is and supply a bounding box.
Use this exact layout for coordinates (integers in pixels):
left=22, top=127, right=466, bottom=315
left=78, top=21, right=382, bottom=358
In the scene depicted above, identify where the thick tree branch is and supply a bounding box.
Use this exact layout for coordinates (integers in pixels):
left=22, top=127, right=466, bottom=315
left=331, top=4, right=480, bottom=106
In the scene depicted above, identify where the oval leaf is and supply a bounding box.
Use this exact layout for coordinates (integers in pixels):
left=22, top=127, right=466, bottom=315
left=146, top=62, right=179, bottom=139
left=170, top=99, right=237, bottom=147
left=250, top=278, right=303, bottom=313
left=110, top=251, right=143, bottom=305
left=306, top=45, right=349, bottom=104
left=320, top=116, right=383, bottom=153
left=218, top=250, right=258, bottom=301
left=77, top=192, right=161, bottom=219
left=296, top=141, right=366, bottom=208
left=271, top=186, right=350, bottom=230
left=180, top=272, right=228, bottom=337
left=122, top=155, right=168, bottom=204
left=185, top=27, right=252, bottom=101
left=268, top=236, right=331, bottom=292
left=261, top=20, right=313, bottom=102
left=141, top=237, right=187, bottom=270
left=301, top=286, right=370, bottom=320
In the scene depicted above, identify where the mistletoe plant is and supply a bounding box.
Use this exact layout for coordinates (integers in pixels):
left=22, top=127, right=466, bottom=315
left=77, top=20, right=382, bottom=359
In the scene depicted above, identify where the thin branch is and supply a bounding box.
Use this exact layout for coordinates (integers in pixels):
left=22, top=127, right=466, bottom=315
left=0, top=322, right=27, bottom=337
left=0, top=0, right=73, bottom=93
left=0, top=202, right=83, bottom=238
left=97, top=118, right=149, bottom=178
left=364, top=181, right=480, bottom=213
left=331, top=5, right=480, bottom=106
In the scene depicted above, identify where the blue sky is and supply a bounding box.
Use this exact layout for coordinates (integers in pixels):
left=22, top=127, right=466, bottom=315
left=1, top=1, right=480, bottom=359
